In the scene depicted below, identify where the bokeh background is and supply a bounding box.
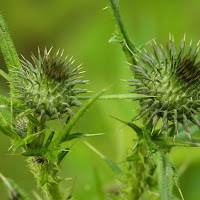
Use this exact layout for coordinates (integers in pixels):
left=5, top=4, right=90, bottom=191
left=0, top=0, right=200, bottom=199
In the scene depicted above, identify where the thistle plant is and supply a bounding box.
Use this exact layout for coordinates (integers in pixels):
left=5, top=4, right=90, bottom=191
left=1, top=1, right=200, bottom=199
left=0, top=12, right=109, bottom=199
left=0, top=8, right=140, bottom=199
left=104, top=0, right=200, bottom=199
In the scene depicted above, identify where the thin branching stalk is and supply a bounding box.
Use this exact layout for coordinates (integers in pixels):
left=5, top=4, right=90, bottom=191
left=105, top=0, right=137, bottom=65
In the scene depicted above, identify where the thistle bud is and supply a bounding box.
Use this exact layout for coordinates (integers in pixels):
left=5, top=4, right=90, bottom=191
left=129, top=35, right=200, bottom=137
left=14, top=48, right=87, bottom=120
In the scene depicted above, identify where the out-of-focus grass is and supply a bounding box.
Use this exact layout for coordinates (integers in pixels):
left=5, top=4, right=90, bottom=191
left=1, top=0, right=200, bottom=199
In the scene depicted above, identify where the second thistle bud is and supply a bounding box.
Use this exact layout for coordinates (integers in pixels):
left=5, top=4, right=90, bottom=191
left=129, top=35, right=200, bottom=138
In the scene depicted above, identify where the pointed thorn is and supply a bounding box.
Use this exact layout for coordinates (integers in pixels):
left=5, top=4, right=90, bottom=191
left=69, top=56, right=74, bottom=62
left=64, top=55, right=69, bottom=61
left=20, top=54, right=26, bottom=60
left=77, top=63, right=83, bottom=69
left=56, top=49, right=60, bottom=56
left=47, top=46, right=53, bottom=55
left=38, top=46, right=40, bottom=55
left=60, top=49, right=64, bottom=57
left=183, top=33, right=186, bottom=42
left=79, top=71, right=86, bottom=74
left=169, top=33, right=172, bottom=41
left=102, top=6, right=108, bottom=10
left=71, top=59, right=76, bottom=65
left=189, top=40, right=193, bottom=46
left=85, top=133, right=105, bottom=136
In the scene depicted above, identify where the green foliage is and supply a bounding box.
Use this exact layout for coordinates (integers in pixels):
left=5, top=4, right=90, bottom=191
left=0, top=11, right=110, bottom=200
left=84, top=140, right=122, bottom=174
left=0, top=0, right=200, bottom=199
left=53, top=87, right=108, bottom=145
left=105, top=0, right=137, bottom=65
left=0, top=13, right=21, bottom=96
left=0, top=13, right=21, bottom=71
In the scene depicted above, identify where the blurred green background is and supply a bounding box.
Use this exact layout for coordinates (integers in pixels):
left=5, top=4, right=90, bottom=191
left=0, top=0, right=200, bottom=199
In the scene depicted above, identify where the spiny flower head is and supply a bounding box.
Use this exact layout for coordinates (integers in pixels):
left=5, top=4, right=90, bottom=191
left=14, top=47, right=87, bottom=120
left=129, top=35, right=200, bottom=138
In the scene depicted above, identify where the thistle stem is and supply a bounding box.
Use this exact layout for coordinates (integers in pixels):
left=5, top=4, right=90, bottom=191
left=43, top=182, right=64, bottom=200
left=0, top=13, right=22, bottom=81
left=77, top=94, right=148, bottom=100
left=27, top=157, right=64, bottom=200
left=105, top=0, right=137, bottom=65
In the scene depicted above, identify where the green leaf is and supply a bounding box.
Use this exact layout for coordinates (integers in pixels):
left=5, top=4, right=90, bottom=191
left=104, top=158, right=122, bottom=174
left=65, top=132, right=85, bottom=141
left=0, top=13, right=21, bottom=99
left=84, top=140, right=122, bottom=174
left=110, top=115, right=143, bottom=137
left=0, top=173, right=30, bottom=200
left=26, top=114, right=40, bottom=126
left=57, top=147, right=70, bottom=164
left=43, top=131, right=55, bottom=149
left=21, top=149, right=45, bottom=157
left=0, top=122, right=15, bottom=138
left=154, top=136, right=200, bottom=148
left=172, top=165, right=184, bottom=200
left=126, top=153, right=140, bottom=162
left=53, top=87, right=108, bottom=146
left=13, top=130, right=44, bottom=150
left=0, top=13, right=21, bottom=74
left=109, top=32, right=123, bottom=44
left=62, top=132, right=104, bottom=143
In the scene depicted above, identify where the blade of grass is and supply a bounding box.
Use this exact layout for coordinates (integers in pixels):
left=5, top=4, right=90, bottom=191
left=84, top=140, right=121, bottom=174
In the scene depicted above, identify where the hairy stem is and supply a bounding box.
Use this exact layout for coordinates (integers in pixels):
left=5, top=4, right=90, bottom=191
left=44, top=182, right=64, bottom=200
left=28, top=157, right=64, bottom=200
left=77, top=94, right=148, bottom=100
left=0, top=14, right=21, bottom=83
left=105, top=0, right=137, bottom=65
